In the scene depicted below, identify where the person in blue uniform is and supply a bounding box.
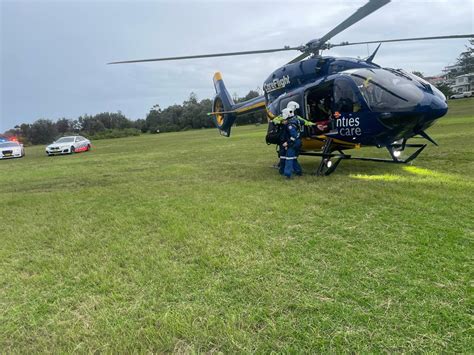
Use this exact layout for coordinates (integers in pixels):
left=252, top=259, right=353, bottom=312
left=282, top=116, right=303, bottom=178
left=272, top=102, right=314, bottom=176
left=282, top=103, right=314, bottom=178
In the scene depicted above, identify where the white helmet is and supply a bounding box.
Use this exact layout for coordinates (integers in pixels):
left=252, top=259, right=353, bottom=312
left=281, top=107, right=291, bottom=119
left=287, top=101, right=300, bottom=111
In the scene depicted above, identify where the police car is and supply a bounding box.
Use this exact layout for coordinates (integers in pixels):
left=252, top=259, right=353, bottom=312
left=0, top=141, right=25, bottom=159
left=45, top=136, right=91, bottom=155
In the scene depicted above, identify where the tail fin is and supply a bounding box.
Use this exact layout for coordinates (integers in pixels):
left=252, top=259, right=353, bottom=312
left=211, top=72, right=237, bottom=137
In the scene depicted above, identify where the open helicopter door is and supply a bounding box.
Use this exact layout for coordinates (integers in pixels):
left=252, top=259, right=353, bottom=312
left=302, top=77, right=368, bottom=175
left=304, top=80, right=335, bottom=135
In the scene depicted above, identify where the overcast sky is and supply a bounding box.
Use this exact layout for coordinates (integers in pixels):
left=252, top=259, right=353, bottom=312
left=1, top=0, right=473, bottom=132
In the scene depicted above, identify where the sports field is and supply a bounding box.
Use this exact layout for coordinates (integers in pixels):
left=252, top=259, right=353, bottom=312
left=1, top=99, right=472, bottom=352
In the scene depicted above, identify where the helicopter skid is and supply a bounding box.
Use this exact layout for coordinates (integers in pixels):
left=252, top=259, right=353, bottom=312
left=300, top=143, right=427, bottom=176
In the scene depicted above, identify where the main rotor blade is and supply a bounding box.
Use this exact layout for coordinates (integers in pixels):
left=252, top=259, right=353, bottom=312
left=328, top=34, right=474, bottom=48
left=288, top=52, right=311, bottom=64
left=318, top=0, right=390, bottom=45
left=108, top=46, right=302, bottom=64
left=289, top=0, right=391, bottom=64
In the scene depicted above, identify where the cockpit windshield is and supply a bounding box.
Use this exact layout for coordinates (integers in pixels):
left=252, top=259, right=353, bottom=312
left=344, top=68, right=424, bottom=112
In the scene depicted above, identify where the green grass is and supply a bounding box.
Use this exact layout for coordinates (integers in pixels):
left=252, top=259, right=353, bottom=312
left=1, top=99, right=473, bottom=352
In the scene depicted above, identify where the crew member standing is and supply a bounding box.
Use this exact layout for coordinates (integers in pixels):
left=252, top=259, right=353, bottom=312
left=272, top=101, right=315, bottom=178
left=282, top=104, right=314, bottom=178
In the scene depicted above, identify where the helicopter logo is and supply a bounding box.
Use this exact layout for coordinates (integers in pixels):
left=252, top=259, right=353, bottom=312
left=335, top=115, right=362, bottom=137
left=109, top=0, right=473, bottom=176
left=263, top=75, right=291, bottom=93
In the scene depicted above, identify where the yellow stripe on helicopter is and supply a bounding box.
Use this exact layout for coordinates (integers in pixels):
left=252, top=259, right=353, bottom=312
left=234, top=101, right=266, bottom=113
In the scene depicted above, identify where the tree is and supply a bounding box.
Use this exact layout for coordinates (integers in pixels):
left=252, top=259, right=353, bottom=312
left=456, top=39, right=474, bottom=75
left=145, top=104, right=162, bottom=133
left=71, top=120, right=81, bottom=132
left=79, top=115, right=106, bottom=135
left=93, top=111, right=132, bottom=130
left=56, top=118, right=71, bottom=134
left=133, top=119, right=147, bottom=133
left=238, top=90, right=260, bottom=102
left=235, top=90, right=265, bottom=125
left=183, top=92, right=204, bottom=129
left=446, top=39, right=474, bottom=78
left=28, top=119, right=58, bottom=144
left=434, top=82, right=453, bottom=97
left=199, top=98, right=213, bottom=128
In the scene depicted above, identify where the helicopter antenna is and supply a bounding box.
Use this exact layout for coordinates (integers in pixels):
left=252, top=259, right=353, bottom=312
left=366, top=43, right=382, bottom=63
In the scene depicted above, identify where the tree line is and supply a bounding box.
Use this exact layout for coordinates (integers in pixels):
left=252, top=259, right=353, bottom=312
left=3, top=90, right=265, bottom=145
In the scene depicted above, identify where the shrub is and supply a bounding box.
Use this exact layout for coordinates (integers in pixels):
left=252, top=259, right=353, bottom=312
left=87, top=128, right=140, bottom=140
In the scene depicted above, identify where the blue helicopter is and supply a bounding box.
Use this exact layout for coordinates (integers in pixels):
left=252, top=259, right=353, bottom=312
left=110, top=0, right=473, bottom=175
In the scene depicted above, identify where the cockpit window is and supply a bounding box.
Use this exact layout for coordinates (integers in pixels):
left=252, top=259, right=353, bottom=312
left=333, top=79, right=362, bottom=113
left=344, top=68, right=423, bottom=112
left=402, top=69, right=446, bottom=101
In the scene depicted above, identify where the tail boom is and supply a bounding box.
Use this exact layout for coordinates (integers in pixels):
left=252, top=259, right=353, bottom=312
left=211, top=72, right=266, bottom=136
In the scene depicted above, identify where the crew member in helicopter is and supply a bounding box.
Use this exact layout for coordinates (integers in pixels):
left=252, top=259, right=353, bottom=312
left=315, top=97, right=333, bottom=133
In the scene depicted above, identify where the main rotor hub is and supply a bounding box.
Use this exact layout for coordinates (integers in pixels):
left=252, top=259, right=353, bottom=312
left=302, top=39, right=323, bottom=54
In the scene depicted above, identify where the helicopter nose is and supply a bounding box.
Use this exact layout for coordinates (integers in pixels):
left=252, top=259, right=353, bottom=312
left=425, top=92, right=448, bottom=122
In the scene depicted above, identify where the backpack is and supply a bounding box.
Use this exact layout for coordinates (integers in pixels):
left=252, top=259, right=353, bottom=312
left=265, top=123, right=284, bottom=145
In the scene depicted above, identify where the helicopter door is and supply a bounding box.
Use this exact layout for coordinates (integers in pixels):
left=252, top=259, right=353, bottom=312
left=305, top=81, right=334, bottom=134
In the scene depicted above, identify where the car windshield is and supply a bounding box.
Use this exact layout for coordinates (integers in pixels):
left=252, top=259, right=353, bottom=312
left=344, top=68, right=424, bottom=112
left=55, top=137, right=75, bottom=143
left=0, top=142, right=19, bottom=147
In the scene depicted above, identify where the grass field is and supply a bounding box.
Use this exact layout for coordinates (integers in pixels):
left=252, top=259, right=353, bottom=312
left=1, top=99, right=473, bottom=352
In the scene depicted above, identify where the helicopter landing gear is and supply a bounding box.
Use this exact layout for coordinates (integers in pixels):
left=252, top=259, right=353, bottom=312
left=316, top=157, right=343, bottom=176
left=387, top=138, right=406, bottom=161
left=386, top=138, right=429, bottom=163
left=314, top=138, right=342, bottom=176
left=299, top=137, right=429, bottom=176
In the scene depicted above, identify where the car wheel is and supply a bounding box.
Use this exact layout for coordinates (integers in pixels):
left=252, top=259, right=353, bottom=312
left=70, top=146, right=75, bottom=154
left=86, top=144, right=91, bottom=151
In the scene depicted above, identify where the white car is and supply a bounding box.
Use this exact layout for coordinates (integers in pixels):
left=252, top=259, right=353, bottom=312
left=0, top=141, right=25, bottom=159
left=46, top=136, right=91, bottom=156
left=450, top=91, right=472, bottom=99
